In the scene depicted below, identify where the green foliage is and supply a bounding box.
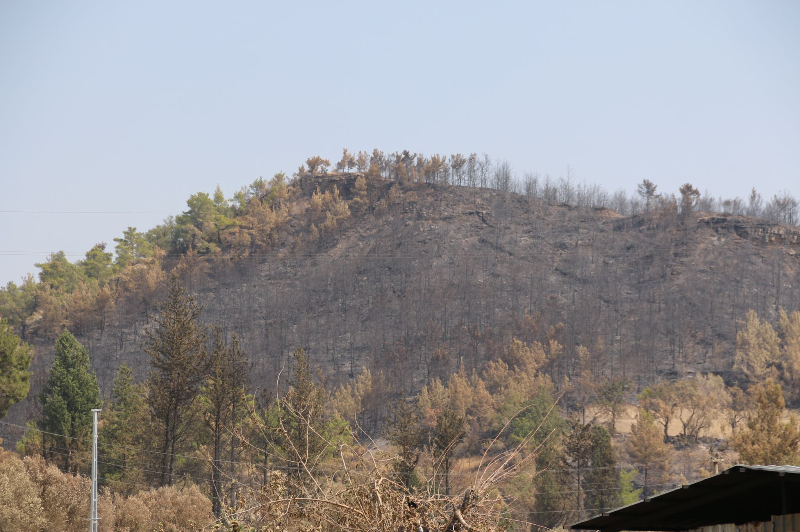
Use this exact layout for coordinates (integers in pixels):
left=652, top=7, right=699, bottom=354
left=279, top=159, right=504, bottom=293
left=561, top=422, right=620, bottom=516
left=639, top=382, right=679, bottom=441
left=233, top=176, right=268, bottom=208
left=265, top=172, right=288, bottom=204
left=618, top=468, right=642, bottom=505
left=144, top=215, right=177, bottom=252
left=626, top=410, right=671, bottom=498
left=323, top=413, right=353, bottom=450
left=15, top=420, right=42, bottom=457
left=35, top=251, right=85, bottom=293
left=213, top=184, right=229, bottom=210
left=175, top=191, right=220, bottom=253
left=508, top=387, right=563, bottom=453
left=281, top=347, right=327, bottom=473
left=204, top=329, right=248, bottom=434
left=432, top=405, right=464, bottom=458
left=584, top=424, right=621, bottom=513
left=3, top=165, right=301, bottom=341
left=503, top=386, right=566, bottom=524
left=595, top=378, right=632, bottom=435
left=387, top=394, right=424, bottom=489
left=562, top=420, right=594, bottom=517
left=173, top=188, right=240, bottom=254
left=100, top=365, right=152, bottom=492
left=79, top=243, right=114, bottom=284
left=39, top=330, right=100, bottom=471
left=531, top=468, right=571, bottom=527
left=0, top=275, right=37, bottom=340
left=258, top=348, right=355, bottom=492
left=113, top=226, right=153, bottom=268
left=144, top=275, right=210, bottom=486
left=0, top=318, right=32, bottom=419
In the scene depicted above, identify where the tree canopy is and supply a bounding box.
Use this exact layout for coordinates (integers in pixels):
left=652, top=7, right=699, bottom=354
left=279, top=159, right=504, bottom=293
left=39, top=329, right=100, bottom=470
left=144, top=274, right=210, bottom=486
left=0, top=318, right=32, bottom=419
left=733, top=380, right=800, bottom=465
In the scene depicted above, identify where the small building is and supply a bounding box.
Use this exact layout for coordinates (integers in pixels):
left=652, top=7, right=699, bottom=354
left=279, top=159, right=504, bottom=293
left=569, top=465, right=800, bottom=532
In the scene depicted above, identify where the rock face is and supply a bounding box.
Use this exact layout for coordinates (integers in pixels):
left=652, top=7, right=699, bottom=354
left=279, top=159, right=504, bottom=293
left=700, top=215, right=800, bottom=246
left=6, top=178, right=800, bottom=436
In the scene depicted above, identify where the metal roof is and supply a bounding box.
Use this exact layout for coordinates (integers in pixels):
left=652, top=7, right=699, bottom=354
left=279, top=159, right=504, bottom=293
left=568, top=465, right=800, bottom=532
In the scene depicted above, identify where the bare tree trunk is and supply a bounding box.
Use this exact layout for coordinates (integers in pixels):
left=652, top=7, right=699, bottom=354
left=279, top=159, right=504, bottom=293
left=211, top=411, right=222, bottom=517
left=160, top=419, right=171, bottom=486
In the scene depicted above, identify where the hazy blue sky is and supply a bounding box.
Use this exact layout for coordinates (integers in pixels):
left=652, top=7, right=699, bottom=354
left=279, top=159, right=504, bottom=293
left=1, top=1, right=798, bottom=285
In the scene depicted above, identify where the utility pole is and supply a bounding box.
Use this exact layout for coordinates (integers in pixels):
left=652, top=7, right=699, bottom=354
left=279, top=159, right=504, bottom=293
left=90, top=408, right=101, bottom=532
left=710, top=448, right=722, bottom=476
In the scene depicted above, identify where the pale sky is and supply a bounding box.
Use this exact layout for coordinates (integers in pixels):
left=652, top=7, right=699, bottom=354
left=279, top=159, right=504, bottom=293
left=1, top=1, right=798, bottom=285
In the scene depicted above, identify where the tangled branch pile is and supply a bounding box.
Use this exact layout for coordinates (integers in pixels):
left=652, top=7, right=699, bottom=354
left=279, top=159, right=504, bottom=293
left=226, top=398, right=557, bottom=532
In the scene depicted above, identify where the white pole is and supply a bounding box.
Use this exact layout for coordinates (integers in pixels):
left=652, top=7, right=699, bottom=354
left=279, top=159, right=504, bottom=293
left=90, top=408, right=101, bottom=532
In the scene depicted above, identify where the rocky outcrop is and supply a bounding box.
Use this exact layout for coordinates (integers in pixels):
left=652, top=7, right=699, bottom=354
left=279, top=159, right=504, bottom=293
left=699, top=215, right=800, bottom=246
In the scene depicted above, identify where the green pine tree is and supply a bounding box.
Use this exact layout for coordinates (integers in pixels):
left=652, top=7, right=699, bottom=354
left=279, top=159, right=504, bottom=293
left=100, top=365, right=152, bottom=493
left=144, top=274, right=210, bottom=486
left=39, top=329, right=100, bottom=471
left=281, top=347, right=326, bottom=479
left=113, top=226, right=153, bottom=268
left=626, top=410, right=671, bottom=498
left=387, top=393, right=424, bottom=490
left=563, top=420, right=594, bottom=515
left=35, top=251, right=86, bottom=293
left=79, top=243, right=114, bottom=284
left=0, top=275, right=37, bottom=341
left=619, top=468, right=642, bottom=505
left=0, top=318, right=32, bottom=419
left=585, top=424, right=621, bottom=513
left=509, top=389, right=566, bottom=527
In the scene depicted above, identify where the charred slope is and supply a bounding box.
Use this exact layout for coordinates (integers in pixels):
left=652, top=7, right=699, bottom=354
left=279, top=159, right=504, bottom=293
left=11, top=177, right=800, bottom=429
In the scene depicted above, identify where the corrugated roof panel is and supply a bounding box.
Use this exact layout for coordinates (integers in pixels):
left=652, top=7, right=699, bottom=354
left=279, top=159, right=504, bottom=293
left=569, top=465, right=800, bottom=532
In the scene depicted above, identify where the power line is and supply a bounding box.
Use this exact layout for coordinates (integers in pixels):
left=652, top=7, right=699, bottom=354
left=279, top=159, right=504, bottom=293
left=0, top=244, right=757, bottom=260
left=0, top=420, right=258, bottom=466
left=0, top=210, right=171, bottom=214
left=2, top=420, right=717, bottom=481
left=7, top=426, right=702, bottom=528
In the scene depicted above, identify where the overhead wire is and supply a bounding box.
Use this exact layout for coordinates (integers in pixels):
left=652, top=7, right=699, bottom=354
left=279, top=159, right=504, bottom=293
left=5, top=421, right=701, bottom=532
left=1, top=419, right=714, bottom=487
left=0, top=210, right=172, bottom=214
left=0, top=244, right=712, bottom=257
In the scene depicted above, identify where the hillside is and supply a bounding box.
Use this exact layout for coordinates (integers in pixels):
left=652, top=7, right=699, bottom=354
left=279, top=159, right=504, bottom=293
left=6, top=171, right=799, bottom=433
left=3, top=169, right=800, bottom=530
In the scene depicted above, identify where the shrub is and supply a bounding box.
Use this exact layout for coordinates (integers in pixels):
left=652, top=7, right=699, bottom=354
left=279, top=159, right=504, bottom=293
left=0, top=450, right=46, bottom=532
left=115, top=484, right=214, bottom=532
left=24, top=454, right=90, bottom=532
